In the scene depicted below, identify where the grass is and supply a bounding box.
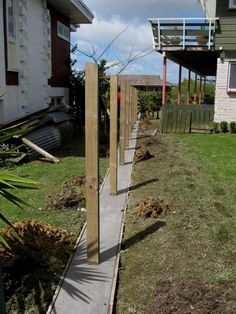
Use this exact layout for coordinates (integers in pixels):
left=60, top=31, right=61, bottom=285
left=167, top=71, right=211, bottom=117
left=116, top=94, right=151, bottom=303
left=0, top=134, right=108, bottom=237
left=116, top=125, right=236, bottom=313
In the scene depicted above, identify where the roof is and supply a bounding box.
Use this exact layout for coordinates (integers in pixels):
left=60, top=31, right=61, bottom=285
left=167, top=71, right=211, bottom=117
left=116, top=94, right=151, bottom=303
left=47, top=0, right=94, bottom=24
left=118, top=75, right=173, bottom=87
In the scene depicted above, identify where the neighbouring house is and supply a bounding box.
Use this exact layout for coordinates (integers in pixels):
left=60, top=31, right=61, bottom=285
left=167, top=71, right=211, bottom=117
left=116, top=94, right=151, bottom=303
left=0, top=0, right=94, bottom=126
left=118, top=75, right=173, bottom=92
left=149, top=0, right=236, bottom=122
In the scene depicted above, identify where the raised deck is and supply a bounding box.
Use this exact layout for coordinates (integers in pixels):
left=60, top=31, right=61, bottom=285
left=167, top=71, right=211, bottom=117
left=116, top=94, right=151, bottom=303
left=149, top=18, right=219, bottom=52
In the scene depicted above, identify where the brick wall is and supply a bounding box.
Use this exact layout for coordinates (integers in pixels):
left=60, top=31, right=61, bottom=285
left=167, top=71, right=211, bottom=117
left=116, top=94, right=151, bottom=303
left=214, top=56, right=236, bottom=122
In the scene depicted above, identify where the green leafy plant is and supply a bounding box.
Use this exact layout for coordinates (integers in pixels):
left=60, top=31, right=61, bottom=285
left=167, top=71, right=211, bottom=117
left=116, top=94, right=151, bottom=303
left=229, top=121, right=236, bottom=133
left=138, top=92, right=161, bottom=118
left=213, top=122, right=220, bottom=133
left=220, top=121, right=228, bottom=133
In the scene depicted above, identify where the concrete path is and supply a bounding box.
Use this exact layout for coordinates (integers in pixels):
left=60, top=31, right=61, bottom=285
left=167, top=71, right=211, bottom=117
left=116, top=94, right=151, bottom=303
left=48, top=123, right=138, bottom=314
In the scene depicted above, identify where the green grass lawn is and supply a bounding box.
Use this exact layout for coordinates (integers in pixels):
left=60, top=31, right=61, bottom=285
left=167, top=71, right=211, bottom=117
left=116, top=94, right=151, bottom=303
left=0, top=135, right=108, bottom=237
left=116, top=129, right=236, bottom=313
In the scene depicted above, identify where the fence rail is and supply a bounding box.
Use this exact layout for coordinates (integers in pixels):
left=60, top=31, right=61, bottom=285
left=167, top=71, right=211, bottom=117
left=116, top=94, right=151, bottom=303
left=161, top=104, right=214, bottom=133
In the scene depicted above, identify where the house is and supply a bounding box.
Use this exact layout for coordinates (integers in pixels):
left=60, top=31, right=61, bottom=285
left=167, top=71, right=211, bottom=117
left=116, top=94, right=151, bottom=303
left=149, top=0, right=236, bottom=122
left=0, top=0, right=94, bottom=126
left=118, top=75, right=173, bottom=92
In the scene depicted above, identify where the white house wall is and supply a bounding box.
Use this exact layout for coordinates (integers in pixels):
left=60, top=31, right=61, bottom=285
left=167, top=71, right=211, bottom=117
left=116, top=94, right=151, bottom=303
left=0, top=0, right=70, bottom=125
left=0, top=0, right=6, bottom=122
left=214, top=56, right=236, bottom=122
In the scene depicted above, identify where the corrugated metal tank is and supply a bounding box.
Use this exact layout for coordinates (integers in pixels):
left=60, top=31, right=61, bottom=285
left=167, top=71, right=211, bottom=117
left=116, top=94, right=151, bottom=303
left=25, top=126, right=61, bottom=160
left=57, top=120, right=74, bottom=142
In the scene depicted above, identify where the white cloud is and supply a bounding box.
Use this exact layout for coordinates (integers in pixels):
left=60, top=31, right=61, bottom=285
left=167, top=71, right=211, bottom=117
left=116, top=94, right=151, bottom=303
left=72, top=1, right=204, bottom=82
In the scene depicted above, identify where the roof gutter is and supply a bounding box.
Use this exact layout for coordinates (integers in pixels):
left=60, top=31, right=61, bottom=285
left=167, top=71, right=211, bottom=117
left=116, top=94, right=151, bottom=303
left=71, top=0, right=94, bottom=22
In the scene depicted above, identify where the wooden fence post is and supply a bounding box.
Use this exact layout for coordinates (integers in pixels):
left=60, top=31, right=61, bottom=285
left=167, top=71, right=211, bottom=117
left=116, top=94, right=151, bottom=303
left=128, top=85, right=132, bottom=137
left=85, top=63, right=100, bottom=265
left=125, top=83, right=130, bottom=147
left=119, top=81, right=126, bottom=165
left=110, top=76, right=118, bottom=195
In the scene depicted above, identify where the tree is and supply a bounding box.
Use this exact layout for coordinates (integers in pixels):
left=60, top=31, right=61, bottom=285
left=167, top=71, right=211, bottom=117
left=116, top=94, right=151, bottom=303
left=170, top=78, right=215, bottom=104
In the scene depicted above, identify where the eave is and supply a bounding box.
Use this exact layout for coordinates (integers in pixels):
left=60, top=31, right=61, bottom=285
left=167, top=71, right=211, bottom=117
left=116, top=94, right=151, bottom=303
left=47, top=0, right=94, bottom=24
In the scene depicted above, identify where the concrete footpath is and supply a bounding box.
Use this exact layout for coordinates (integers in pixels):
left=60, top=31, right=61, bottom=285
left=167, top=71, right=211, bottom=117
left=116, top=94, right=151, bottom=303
left=48, top=123, right=138, bottom=314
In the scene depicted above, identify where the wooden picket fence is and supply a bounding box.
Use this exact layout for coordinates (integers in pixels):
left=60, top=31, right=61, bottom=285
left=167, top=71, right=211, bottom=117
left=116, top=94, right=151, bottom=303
left=160, top=104, right=214, bottom=133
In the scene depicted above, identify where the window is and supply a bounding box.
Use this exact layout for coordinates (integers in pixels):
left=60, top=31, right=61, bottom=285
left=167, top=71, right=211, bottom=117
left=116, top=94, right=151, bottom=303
left=228, top=63, right=236, bottom=92
left=57, top=21, right=70, bottom=42
left=229, top=0, right=236, bottom=9
left=7, top=0, right=15, bottom=39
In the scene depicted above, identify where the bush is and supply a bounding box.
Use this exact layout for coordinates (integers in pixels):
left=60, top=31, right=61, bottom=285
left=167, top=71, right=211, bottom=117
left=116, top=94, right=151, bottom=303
left=230, top=121, right=236, bottom=133
left=213, top=122, right=220, bottom=133
left=220, top=121, right=228, bottom=133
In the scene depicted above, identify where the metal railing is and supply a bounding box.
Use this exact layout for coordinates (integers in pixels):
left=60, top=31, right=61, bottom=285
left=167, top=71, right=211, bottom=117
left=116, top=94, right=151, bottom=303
left=149, top=18, right=219, bottom=51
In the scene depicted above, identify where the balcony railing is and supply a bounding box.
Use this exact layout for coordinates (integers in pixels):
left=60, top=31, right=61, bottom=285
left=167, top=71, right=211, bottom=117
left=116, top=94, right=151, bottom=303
left=149, top=18, right=219, bottom=51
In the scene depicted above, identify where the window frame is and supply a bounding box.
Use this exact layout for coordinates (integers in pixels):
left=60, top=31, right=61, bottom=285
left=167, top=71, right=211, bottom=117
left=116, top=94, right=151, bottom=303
left=229, top=0, right=236, bottom=9
left=7, top=0, right=16, bottom=40
left=227, top=62, right=236, bottom=93
left=57, top=21, right=70, bottom=42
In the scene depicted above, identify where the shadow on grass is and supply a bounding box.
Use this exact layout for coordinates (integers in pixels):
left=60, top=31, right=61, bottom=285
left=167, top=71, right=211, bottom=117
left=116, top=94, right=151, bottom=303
left=117, top=178, right=158, bottom=195
left=100, top=220, right=166, bottom=263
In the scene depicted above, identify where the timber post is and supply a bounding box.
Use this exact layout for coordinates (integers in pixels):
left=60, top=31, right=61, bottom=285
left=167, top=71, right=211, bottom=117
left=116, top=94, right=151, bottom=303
left=85, top=63, right=100, bottom=265
left=119, top=81, right=126, bottom=165
left=109, top=76, right=118, bottom=195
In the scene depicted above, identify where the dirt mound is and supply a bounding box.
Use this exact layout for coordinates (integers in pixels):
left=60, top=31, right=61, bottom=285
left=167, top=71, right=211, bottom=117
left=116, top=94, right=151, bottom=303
left=45, top=173, right=86, bottom=210
left=149, top=278, right=236, bottom=314
left=144, top=138, right=160, bottom=147
left=140, top=119, right=152, bottom=131
left=135, top=197, right=170, bottom=218
left=0, top=220, right=73, bottom=312
left=135, top=144, right=154, bottom=162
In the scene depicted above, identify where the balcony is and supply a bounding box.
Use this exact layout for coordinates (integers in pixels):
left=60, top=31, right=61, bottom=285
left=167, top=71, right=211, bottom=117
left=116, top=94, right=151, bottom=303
left=149, top=18, right=219, bottom=52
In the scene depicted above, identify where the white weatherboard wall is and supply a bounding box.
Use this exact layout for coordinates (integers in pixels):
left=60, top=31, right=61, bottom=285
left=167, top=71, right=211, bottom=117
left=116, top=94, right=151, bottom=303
left=0, top=0, right=69, bottom=125
left=214, top=57, right=236, bottom=122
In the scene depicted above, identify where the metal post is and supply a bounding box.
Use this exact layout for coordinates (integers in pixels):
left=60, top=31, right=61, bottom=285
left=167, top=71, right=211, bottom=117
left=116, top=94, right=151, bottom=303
left=162, top=54, right=167, bottom=106
left=178, top=65, right=182, bottom=105
left=187, top=70, right=191, bottom=104
left=194, top=73, right=197, bottom=103
left=199, top=76, right=202, bottom=105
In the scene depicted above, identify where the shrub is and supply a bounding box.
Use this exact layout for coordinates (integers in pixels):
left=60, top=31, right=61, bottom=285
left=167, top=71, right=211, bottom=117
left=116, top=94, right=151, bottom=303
left=220, top=121, right=228, bottom=133
left=229, top=121, right=236, bottom=133
left=213, top=122, right=220, bottom=133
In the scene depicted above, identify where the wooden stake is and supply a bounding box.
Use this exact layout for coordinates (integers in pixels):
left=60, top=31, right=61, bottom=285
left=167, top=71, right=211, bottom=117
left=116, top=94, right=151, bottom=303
left=22, top=138, right=59, bottom=163
left=119, top=81, right=125, bottom=165
left=110, top=76, right=118, bottom=195
left=85, top=63, right=100, bottom=265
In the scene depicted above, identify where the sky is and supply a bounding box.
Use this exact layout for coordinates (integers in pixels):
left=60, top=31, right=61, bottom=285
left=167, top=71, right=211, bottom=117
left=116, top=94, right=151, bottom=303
left=72, top=0, right=204, bottom=83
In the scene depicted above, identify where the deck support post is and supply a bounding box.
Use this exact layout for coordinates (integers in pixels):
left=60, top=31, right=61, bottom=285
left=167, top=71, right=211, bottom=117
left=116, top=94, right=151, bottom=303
left=187, top=70, right=191, bottom=104
left=203, top=77, right=206, bottom=102
left=199, top=76, right=202, bottom=105
left=162, top=54, right=167, bottom=106
left=178, top=65, right=182, bottom=105
left=85, top=63, right=100, bottom=265
left=110, top=76, right=118, bottom=195
left=194, top=73, right=197, bottom=103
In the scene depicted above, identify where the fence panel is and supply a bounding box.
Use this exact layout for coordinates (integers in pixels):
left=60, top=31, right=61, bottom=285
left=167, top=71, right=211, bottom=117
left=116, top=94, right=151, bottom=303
left=161, top=104, right=214, bottom=133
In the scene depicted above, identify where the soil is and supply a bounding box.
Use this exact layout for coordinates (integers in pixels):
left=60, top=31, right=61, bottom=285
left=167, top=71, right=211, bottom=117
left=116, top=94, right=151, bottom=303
left=135, top=197, right=170, bottom=219
left=143, top=137, right=160, bottom=147
left=139, top=119, right=152, bottom=132
left=45, top=173, right=86, bottom=210
left=0, top=220, right=73, bottom=313
left=149, top=278, right=236, bottom=314
left=134, top=144, right=154, bottom=162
